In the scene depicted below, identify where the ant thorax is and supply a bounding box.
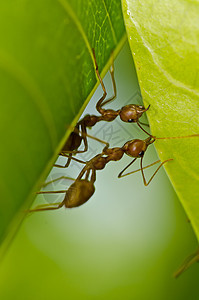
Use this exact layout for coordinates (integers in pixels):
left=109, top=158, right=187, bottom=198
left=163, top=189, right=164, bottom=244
left=103, top=147, right=124, bottom=162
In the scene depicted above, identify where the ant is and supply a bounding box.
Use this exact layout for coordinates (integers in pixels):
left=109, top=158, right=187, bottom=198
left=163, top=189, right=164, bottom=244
left=174, top=247, right=199, bottom=278
left=57, top=48, right=150, bottom=168
left=29, top=132, right=199, bottom=213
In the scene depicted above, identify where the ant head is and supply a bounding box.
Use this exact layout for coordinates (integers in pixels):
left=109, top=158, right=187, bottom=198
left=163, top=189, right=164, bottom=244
left=119, top=104, right=149, bottom=123
left=122, top=139, right=148, bottom=158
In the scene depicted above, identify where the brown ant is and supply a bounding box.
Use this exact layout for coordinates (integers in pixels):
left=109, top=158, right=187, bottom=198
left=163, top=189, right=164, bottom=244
left=28, top=132, right=199, bottom=213
left=58, top=48, right=150, bottom=168
left=174, top=248, right=199, bottom=278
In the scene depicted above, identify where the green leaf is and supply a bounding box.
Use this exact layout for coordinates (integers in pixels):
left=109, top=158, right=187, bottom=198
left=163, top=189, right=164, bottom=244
left=122, top=1, right=199, bottom=240
left=0, top=0, right=126, bottom=252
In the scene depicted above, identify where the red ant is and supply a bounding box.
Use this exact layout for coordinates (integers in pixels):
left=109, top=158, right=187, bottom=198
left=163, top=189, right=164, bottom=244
left=29, top=133, right=199, bottom=213
left=57, top=48, right=150, bottom=168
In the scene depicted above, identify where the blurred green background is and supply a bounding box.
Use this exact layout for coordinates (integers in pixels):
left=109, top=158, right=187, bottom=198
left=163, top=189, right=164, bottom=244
left=0, top=42, right=198, bottom=300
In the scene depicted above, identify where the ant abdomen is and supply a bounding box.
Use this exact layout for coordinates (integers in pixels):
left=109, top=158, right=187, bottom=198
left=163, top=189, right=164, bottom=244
left=61, top=130, right=82, bottom=153
left=82, top=114, right=99, bottom=127
left=64, top=180, right=95, bottom=208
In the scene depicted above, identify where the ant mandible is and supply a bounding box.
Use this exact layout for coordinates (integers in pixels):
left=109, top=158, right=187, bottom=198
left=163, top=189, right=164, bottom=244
left=57, top=48, right=150, bottom=168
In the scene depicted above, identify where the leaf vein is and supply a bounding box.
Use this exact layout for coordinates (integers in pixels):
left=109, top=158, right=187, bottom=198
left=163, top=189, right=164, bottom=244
left=102, top=0, right=117, bottom=45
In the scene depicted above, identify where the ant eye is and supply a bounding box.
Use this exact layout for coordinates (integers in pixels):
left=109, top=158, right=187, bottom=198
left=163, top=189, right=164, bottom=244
left=139, top=151, right=145, bottom=157
left=128, top=119, right=134, bottom=123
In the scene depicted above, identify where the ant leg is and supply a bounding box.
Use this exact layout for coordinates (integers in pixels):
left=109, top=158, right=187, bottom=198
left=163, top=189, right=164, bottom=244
left=156, top=134, right=199, bottom=140
left=30, top=177, right=77, bottom=212
left=42, top=176, right=75, bottom=188
left=84, top=169, right=90, bottom=181
left=32, top=190, right=67, bottom=212
left=79, top=122, right=88, bottom=153
left=137, top=121, right=154, bottom=137
left=92, top=49, right=118, bottom=115
left=118, top=158, right=173, bottom=186
left=37, top=190, right=67, bottom=194
left=54, top=155, right=87, bottom=168
left=63, top=122, right=88, bottom=155
left=60, top=127, right=109, bottom=154
left=174, top=248, right=199, bottom=278
left=90, top=168, right=96, bottom=184
left=92, top=49, right=107, bottom=114
left=29, top=201, right=64, bottom=212
left=85, top=132, right=109, bottom=148
left=64, top=153, right=72, bottom=168
left=32, top=202, right=61, bottom=208
left=118, top=158, right=163, bottom=177
left=100, top=52, right=117, bottom=108
left=139, top=120, right=149, bottom=127
left=60, top=148, right=86, bottom=155
left=36, top=177, right=74, bottom=208
left=78, top=121, right=110, bottom=153
left=76, top=165, right=88, bottom=181
left=83, top=168, right=96, bottom=182
left=78, top=120, right=111, bottom=153
left=140, top=157, right=173, bottom=186
left=118, top=158, right=137, bottom=178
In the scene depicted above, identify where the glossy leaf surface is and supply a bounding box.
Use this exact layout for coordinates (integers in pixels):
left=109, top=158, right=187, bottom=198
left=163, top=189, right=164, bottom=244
left=123, top=0, right=199, bottom=239
left=0, top=0, right=126, bottom=251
